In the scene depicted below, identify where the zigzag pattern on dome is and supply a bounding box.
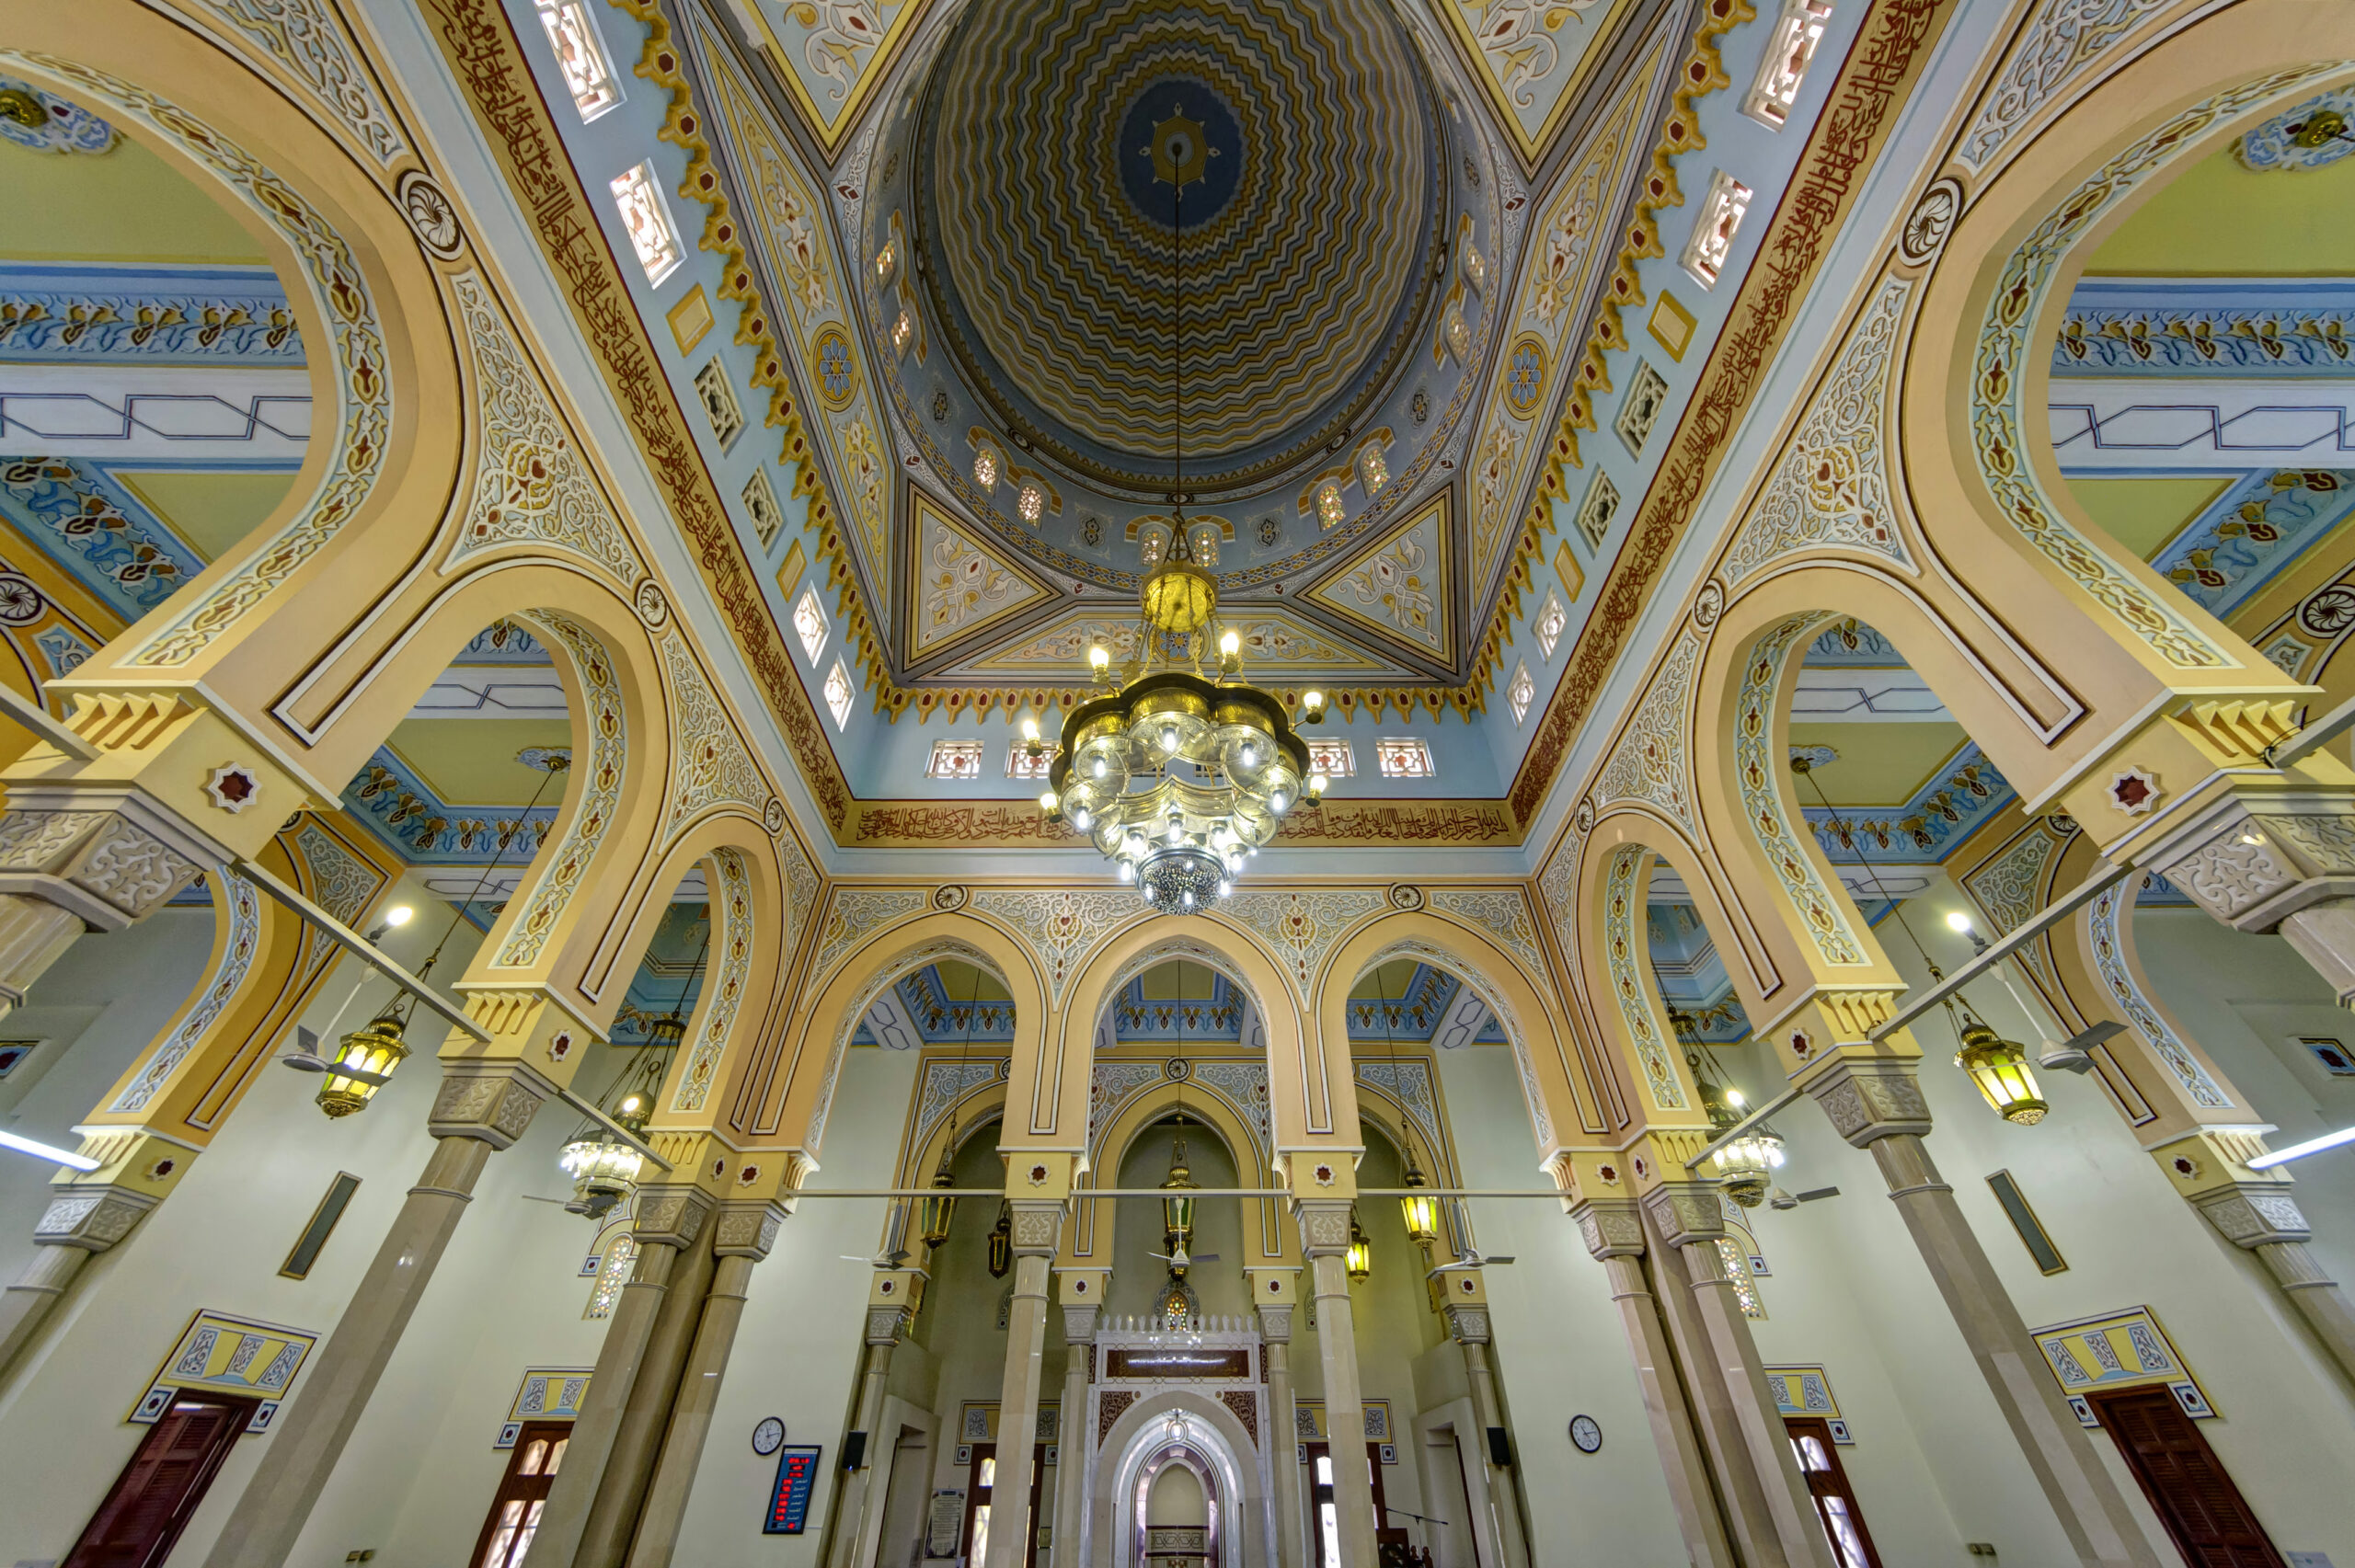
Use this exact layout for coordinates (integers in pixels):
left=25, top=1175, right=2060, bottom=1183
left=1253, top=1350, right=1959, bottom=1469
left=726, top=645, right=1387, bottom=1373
left=923, top=0, right=1439, bottom=482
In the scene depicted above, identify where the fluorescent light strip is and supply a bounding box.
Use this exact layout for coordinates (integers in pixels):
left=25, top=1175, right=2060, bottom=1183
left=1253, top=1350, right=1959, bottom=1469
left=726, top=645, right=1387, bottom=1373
left=0, top=1129, right=101, bottom=1171
left=2246, top=1125, right=2355, bottom=1171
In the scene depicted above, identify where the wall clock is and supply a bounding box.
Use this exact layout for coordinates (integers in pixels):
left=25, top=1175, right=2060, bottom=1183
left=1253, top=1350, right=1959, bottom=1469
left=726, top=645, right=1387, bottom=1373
left=1568, top=1414, right=1602, bottom=1454
left=752, top=1416, right=787, bottom=1456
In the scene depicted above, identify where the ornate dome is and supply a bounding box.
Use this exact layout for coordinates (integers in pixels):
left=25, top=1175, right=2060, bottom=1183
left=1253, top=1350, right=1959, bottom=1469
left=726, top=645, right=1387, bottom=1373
left=919, top=0, right=1442, bottom=494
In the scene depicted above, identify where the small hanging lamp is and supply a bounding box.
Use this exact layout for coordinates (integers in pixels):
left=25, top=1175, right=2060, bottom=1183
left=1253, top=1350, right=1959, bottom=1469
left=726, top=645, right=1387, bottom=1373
left=1159, top=1132, right=1199, bottom=1266
left=1956, top=1019, right=2048, bottom=1125
left=559, top=913, right=701, bottom=1219
left=987, top=1202, right=1014, bottom=1279
left=1345, top=1210, right=1372, bottom=1284
left=316, top=1005, right=410, bottom=1118
left=1711, top=1126, right=1786, bottom=1208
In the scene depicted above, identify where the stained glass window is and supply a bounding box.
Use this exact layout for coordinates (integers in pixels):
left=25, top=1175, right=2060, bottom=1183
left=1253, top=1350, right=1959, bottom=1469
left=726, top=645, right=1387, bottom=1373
left=1374, top=738, right=1434, bottom=778
left=1509, top=661, right=1535, bottom=724
left=534, top=0, right=623, bottom=121
left=1315, top=483, right=1345, bottom=531
left=1017, top=482, right=1045, bottom=523
left=824, top=659, right=855, bottom=728
left=793, top=588, right=828, bottom=662
left=1535, top=589, right=1568, bottom=658
left=927, top=739, right=985, bottom=779
left=609, top=163, right=683, bottom=286
left=1358, top=446, right=1389, bottom=497
left=586, top=1234, right=635, bottom=1320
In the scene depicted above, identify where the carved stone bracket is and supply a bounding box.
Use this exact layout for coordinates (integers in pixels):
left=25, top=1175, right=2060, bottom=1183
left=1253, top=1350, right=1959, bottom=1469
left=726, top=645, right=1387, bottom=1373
left=714, top=1199, right=787, bottom=1260
left=2192, top=1185, right=2313, bottom=1250
left=1006, top=1199, right=1064, bottom=1258
left=1568, top=1196, right=1646, bottom=1260
left=1639, top=1183, right=1724, bottom=1250
left=1806, top=1058, right=1935, bottom=1148
left=33, top=1185, right=159, bottom=1252
left=630, top=1185, right=716, bottom=1249
left=1444, top=1303, right=1492, bottom=1345
left=2142, top=793, right=2355, bottom=933
left=1295, top=1198, right=1355, bottom=1258
left=1256, top=1304, right=1293, bottom=1343
left=867, top=1305, right=912, bottom=1346
left=0, top=789, right=213, bottom=933
left=427, top=1064, right=550, bottom=1150
left=1062, top=1303, right=1100, bottom=1345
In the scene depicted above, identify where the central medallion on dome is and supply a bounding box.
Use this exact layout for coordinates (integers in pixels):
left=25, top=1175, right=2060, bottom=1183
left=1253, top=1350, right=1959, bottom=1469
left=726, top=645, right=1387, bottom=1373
left=923, top=0, right=1440, bottom=488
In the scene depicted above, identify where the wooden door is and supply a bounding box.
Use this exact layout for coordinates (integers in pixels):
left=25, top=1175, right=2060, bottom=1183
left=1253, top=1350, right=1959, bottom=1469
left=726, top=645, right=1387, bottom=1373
left=1786, top=1418, right=1882, bottom=1568
left=64, top=1393, right=256, bottom=1568
left=2089, top=1389, right=2286, bottom=1568
left=1304, top=1442, right=1388, bottom=1568
left=470, top=1420, right=572, bottom=1568
left=962, top=1442, right=1046, bottom=1567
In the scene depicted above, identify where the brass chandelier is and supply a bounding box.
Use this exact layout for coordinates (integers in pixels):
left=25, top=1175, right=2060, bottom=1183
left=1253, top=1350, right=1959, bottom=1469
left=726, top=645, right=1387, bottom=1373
left=1034, top=107, right=1320, bottom=909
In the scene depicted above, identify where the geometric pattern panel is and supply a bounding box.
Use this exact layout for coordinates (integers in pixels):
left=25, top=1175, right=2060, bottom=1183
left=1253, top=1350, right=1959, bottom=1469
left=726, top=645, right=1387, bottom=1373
left=1301, top=491, right=1453, bottom=663
left=1440, top=0, right=1640, bottom=166
left=907, top=492, right=1050, bottom=658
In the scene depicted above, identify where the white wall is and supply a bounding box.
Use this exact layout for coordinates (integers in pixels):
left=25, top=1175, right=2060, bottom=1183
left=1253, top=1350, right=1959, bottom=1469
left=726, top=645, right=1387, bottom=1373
left=671, top=1040, right=919, bottom=1566
left=1430, top=1038, right=1691, bottom=1566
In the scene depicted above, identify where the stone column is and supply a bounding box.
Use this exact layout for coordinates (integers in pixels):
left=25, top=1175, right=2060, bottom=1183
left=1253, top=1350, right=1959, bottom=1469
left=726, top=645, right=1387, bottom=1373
left=1258, top=1302, right=1306, bottom=1568
left=828, top=1302, right=912, bottom=1568
left=2188, top=1182, right=2355, bottom=1388
left=0, top=1185, right=156, bottom=1378
left=534, top=1186, right=715, bottom=1568
left=626, top=1199, right=786, bottom=1568
left=575, top=1220, right=720, bottom=1568
left=1570, top=1197, right=1736, bottom=1568
left=1809, top=1060, right=2163, bottom=1568
left=1637, top=1195, right=1794, bottom=1568
left=1442, top=1305, right=1531, bottom=1568
left=1647, top=1184, right=1834, bottom=1568
left=1298, top=1200, right=1376, bottom=1567
left=983, top=1198, right=1063, bottom=1568
left=1050, top=1303, right=1097, bottom=1568
left=203, top=1064, right=546, bottom=1568
left=0, top=782, right=220, bottom=1020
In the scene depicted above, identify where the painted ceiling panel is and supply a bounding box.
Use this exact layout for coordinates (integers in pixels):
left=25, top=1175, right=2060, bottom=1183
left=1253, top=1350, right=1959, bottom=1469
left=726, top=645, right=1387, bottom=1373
left=0, top=129, right=266, bottom=265
left=741, top=0, right=935, bottom=155
left=112, top=468, right=298, bottom=564
left=905, top=492, right=1054, bottom=659
left=1299, top=491, right=1454, bottom=664
left=2083, top=103, right=2355, bottom=278
left=2061, top=475, right=2235, bottom=562
left=1441, top=0, right=1642, bottom=166
left=385, top=718, right=577, bottom=807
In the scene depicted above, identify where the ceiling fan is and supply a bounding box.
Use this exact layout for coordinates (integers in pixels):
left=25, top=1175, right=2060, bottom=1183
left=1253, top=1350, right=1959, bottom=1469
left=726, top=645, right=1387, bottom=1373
left=841, top=1248, right=913, bottom=1268
left=1424, top=1247, right=1514, bottom=1278
left=1148, top=1244, right=1219, bottom=1268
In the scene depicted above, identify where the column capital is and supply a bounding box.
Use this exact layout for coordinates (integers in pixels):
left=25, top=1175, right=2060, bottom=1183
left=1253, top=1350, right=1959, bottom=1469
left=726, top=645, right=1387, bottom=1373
left=1443, top=1303, right=1492, bottom=1345
left=1061, top=1303, right=1100, bottom=1344
left=2135, top=787, right=2355, bottom=933
left=1639, top=1182, right=1725, bottom=1250
left=427, top=1062, right=551, bottom=1149
left=713, top=1199, right=787, bottom=1259
left=1568, top=1196, right=1646, bottom=1260
left=1256, top=1303, right=1294, bottom=1343
left=1006, top=1198, right=1063, bottom=1258
left=0, top=787, right=216, bottom=933
left=1293, top=1197, right=1355, bottom=1258
left=33, top=1185, right=157, bottom=1252
left=2191, top=1185, right=2311, bottom=1249
left=867, top=1303, right=912, bottom=1346
left=1804, top=1057, right=1934, bottom=1148
left=630, top=1185, right=715, bottom=1248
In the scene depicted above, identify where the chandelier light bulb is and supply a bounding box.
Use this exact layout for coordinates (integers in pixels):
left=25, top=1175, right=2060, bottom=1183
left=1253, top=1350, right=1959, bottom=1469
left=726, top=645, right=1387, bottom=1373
left=383, top=905, right=413, bottom=928
left=1218, top=880, right=1231, bottom=897
left=1089, top=644, right=1111, bottom=670
left=1182, top=890, right=1194, bottom=908
left=1072, top=808, right=1091, bottom=831
left=1161, top=725, right=1179, bottom=752
left=1039, top=789, right=1058, bottom=813
left=1093, top=758, right=1107, bottom=779
left=1119, top=862, right=1134, bottom=882
left=1270, top=790, right=1286, bottom=812
left=1310, top=772, right=1328, bottom=795
left=1020, top=714, right=1040, bottom=742
left=1240, top=742, right=1257, bottom=766
left=1946, top=910, right=1974, bottom=933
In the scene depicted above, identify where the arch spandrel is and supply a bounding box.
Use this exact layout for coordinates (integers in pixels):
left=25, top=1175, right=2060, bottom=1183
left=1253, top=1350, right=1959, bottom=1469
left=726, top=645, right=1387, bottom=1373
left=760, top=912, right=1045, bottom=1160
left=1056, top=919, right=1315, bottom=1156
left=1076, top=1090, right=1287, bottom=1272
left=583, top=818, right=791, bottom=1133
left=1898, top=6, right=2341, bottom=719
left=0, top=6, right=467, bottom=713
left=1319, top=910, right=1592, bottom=1171
left=1568, top=817, right=1728, bottom=1134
